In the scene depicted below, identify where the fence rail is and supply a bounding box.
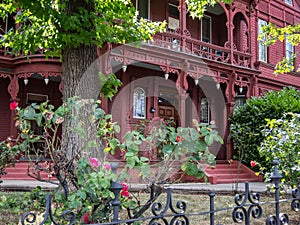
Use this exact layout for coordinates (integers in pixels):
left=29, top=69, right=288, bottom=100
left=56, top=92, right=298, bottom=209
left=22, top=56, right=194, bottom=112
left=21, top=160, right=300, bottom=225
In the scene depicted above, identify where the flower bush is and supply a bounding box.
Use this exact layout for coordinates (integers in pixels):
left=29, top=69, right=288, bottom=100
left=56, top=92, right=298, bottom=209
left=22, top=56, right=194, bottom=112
left=259, top=113, right=300, bottom=188
left=0, top=97, right=223, bottom=223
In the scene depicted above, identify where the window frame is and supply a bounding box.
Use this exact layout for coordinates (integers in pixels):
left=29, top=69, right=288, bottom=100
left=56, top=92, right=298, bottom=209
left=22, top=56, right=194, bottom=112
left=201, top=15, right=212, bottom=43
left=285, top=36, right=294, bottom=63
left=133, top=87, right=146, bottom=119
left=136, top=0, right=150, bottom=20
left=258, top=19, right=268, bottom=62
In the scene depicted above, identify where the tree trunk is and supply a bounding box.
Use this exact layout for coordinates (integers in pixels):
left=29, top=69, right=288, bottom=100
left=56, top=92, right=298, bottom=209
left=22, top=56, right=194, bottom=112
left=61, top=1, right=103, bottom=169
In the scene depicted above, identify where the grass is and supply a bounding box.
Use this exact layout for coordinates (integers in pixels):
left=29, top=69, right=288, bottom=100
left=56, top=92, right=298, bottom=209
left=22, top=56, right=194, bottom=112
left=0, top=189, right=299, bottom=225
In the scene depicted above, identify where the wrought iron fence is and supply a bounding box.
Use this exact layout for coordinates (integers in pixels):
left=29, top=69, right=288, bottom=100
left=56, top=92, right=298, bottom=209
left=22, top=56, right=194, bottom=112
left=21, top=160, right=300, bottom=225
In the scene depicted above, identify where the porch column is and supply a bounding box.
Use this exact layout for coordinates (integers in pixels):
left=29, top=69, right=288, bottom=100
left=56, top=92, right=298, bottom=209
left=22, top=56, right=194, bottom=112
left=227, top=5, right=234, bottom=64
left=224, top=72, right=236, bottom=160
left=178, top=0, right=188, bottom=51
left=7, top=75, right=20, bottom=139
left=225, top=101, right=235, bottom=160
left=178, top=91, right=189, bottom=127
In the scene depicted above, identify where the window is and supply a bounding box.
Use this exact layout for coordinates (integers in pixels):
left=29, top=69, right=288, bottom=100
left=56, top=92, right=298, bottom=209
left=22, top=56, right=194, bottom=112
left=136, top=0, right=149, bottom=19
left=285, top=0, right=293, bottom=6
left=201, top=16, right=211, bottom=43
left=133, top=87, right=146, bottom=119
left=0, top=14, right=14, bottom=39
left=168, top=3, right=179, bottom=32
left=235, top=95, right=246, bottom=108
left=26, top=93, right=48, bottom=105
left=258, top=19, right=267, bottom=62
left=200, top=98, right=210, bottom=124
left=286, top=36, right=294, bottom=64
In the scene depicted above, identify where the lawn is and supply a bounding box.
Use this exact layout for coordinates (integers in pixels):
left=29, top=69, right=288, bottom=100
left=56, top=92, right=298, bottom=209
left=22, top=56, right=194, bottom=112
left=0, top=189, right=299, bottom=225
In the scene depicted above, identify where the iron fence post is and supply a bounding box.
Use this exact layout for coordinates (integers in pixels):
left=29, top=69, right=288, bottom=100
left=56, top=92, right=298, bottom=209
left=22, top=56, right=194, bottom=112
left=209, top=192, right=215, bottom=225
left=110, top=181, right=123, bottom=223
left=270, top=159, right=282, bottom=225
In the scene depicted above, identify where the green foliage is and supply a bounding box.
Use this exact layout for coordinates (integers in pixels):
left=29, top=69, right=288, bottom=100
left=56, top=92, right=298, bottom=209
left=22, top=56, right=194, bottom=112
left=258, top=23, right=300, bottom=75
left=0, top=0, right=166, bottom=57
left=230, top=86, right=300, bottom=173
left=0, top=186, right=46, bottom=215
left=51, top=158, right=130, bottom=224
left=186, top=0, right=232, bottom=19
left=259, top=113, right=300, bottom=188
left=99, top=73, right=122, bottom=100
left=122, top=118, right=223, bottom=182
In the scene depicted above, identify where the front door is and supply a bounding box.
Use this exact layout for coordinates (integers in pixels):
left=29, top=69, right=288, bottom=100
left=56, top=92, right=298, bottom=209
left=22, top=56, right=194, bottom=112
left=158, top=105, right=178, bottom=126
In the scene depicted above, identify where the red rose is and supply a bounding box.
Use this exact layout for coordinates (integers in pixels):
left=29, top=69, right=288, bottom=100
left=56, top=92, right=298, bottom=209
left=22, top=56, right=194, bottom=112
left=121, top=183, right=130, bottom=197
left=82, top=211, right=90, bottom=224
left=175, top=136, right=181, bottom=142
left=9, top=101, right=18, bottom=110
left=250, top=160, right=257, bottom=167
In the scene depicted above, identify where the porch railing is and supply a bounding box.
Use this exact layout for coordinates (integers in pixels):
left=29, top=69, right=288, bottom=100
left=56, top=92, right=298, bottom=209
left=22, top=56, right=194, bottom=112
left=21, top=160, right=300, bottom=225
left=150, top=32, right=252, bottom=69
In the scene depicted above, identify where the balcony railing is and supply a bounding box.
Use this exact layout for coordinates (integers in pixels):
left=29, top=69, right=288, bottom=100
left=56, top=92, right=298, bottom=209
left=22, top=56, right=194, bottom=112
left=151, top=32, right=252, bottom=69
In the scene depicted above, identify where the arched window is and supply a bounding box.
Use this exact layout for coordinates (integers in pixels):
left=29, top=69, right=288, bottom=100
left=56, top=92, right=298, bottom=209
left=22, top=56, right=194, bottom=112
left=200, top=98, right=210, bottom=124
left=133, top=87, right=146, bottom=119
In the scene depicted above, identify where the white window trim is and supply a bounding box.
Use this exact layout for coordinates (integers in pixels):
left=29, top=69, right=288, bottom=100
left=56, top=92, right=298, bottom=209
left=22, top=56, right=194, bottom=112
left=133, top=87, right=146, bottom=119
left=136, top=0, right=150, bottom=20
left=201, top=15, right=212, bottom=43
left=258, top=19, right=268, bottom=62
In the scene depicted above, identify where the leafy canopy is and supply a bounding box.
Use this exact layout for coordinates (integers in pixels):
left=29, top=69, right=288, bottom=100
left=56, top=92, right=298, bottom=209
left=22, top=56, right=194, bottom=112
left=0, top=0, right=166, bottom=56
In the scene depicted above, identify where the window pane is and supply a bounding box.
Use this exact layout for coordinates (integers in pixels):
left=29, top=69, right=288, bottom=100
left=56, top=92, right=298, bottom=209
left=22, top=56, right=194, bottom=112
left=258, top=19, right=267, bottom=62
left=285, top=0, right=293, bottom=5
left=133, top=87, right=146, bottom=119
left=137, top=0, right=149, bottom=19
left=202, top=16, right=211, bottom=43
left=200, top=98, right=210, bottom=124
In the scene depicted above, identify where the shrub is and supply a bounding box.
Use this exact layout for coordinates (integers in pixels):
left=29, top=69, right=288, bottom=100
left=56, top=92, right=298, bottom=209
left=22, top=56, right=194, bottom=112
left=259, top=113, right=300, bottom=188
left=229, top=86, right=300, bottom=172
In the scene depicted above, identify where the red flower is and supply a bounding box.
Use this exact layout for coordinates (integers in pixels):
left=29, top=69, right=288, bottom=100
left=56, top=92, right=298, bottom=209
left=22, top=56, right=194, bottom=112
left=82, top=211, right=90, bottom=224
left=175, top=136, right=181, bottom=142
left=250, top=160, right=257, bottom=167
left=121, top=183, right=130, bottom=197
left=9, top=101, right=18, bottom=110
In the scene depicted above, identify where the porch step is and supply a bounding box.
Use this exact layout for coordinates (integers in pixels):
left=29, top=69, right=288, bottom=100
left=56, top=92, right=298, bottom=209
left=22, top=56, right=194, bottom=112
left=204, top=160, right=263, bottom=184
left=2, top=161, right=56, bottom=181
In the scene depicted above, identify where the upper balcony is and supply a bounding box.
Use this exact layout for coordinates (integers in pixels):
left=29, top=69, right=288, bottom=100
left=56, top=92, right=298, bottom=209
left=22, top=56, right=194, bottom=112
left=137, top=0, right=252, bottom=69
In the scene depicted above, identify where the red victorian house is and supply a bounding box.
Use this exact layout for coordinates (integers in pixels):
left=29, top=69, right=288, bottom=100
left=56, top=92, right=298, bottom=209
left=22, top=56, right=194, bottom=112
left=1, top=0, right=300, bottom=183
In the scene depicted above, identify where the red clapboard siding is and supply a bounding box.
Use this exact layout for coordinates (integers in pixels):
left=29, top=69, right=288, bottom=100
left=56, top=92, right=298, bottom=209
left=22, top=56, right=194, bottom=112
left=0, top=78, right=11, bottom=141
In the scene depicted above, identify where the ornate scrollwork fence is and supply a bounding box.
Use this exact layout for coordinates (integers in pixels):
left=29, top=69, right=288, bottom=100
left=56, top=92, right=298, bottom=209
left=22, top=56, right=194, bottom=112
left=21, top=160, right=300, bottom=225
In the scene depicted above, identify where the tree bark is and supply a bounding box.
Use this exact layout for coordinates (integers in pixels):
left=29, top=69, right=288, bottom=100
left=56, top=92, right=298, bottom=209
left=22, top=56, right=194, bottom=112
left=61, top=0, right=103, bottom=168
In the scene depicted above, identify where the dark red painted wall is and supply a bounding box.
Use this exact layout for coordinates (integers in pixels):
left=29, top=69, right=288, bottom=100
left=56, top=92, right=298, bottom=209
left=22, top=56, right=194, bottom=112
left=0, top=78, right=12, bottom=141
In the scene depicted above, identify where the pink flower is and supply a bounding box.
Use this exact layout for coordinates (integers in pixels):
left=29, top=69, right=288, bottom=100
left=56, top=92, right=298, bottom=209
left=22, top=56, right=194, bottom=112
left=175, top=136, right=181, bottom=142
left=9, top=101, right=18, bottom=110
left=45, top=111, right=54, bottom=120
left=121, top=183, right=130, bottom=197
left=250, top=160, right=257, bottom=167
left=160, top=118, right=168, bottom=125
left=89, top=158, right=101, bottom=168
left=103, top=163, right=111, bottom=170
left=82, top=211, right=90, bottom=224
